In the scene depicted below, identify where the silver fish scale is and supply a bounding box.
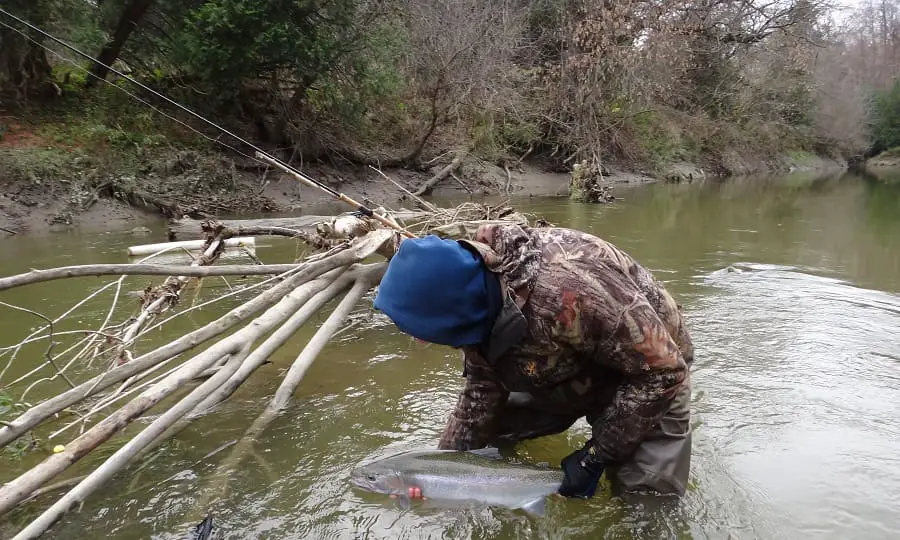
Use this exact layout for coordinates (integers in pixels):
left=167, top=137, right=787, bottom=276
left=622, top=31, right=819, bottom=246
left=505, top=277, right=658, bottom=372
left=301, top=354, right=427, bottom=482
left=354, top=450, right=563, bottom=513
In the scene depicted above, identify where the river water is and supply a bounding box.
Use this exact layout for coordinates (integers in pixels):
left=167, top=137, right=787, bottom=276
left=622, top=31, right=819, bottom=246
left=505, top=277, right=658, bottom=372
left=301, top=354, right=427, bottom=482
left=2, top=170, right=900, bottom=539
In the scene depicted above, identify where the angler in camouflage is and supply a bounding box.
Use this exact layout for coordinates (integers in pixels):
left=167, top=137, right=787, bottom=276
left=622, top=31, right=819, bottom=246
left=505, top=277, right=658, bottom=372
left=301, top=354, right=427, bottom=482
left=373, top=223, right=693, bottom=499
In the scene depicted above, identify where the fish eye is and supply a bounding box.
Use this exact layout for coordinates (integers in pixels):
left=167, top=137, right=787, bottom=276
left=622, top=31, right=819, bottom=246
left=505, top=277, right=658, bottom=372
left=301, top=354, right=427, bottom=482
left=366, top=474, right=377, bottom=481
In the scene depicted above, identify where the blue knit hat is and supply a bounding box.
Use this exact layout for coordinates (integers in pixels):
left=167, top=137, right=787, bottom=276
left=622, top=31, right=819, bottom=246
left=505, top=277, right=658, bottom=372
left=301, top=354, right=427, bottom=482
left=374, top=235, right=502, bottom=347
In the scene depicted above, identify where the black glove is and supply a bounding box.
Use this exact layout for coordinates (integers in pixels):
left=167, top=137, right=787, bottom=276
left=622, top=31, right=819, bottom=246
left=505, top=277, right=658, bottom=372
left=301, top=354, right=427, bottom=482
left=558, top=442, right=604, bottom=499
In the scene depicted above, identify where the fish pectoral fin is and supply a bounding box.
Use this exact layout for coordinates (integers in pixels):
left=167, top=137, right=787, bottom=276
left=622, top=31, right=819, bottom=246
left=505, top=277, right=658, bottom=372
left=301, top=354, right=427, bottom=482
left=520, top=497, right=547, bottom=516
left=395, top=494, right=411, bottom=511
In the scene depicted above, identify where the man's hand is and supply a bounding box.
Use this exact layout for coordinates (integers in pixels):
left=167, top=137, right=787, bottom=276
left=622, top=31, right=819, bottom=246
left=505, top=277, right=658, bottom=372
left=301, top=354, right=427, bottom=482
left=558, top=442, right=604, bottom=499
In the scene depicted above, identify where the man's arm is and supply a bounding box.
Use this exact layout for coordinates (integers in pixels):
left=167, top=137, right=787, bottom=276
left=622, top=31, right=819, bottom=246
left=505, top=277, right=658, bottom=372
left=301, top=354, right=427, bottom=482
left=438, top=348, right=508, bottom=450
left=572, top=265, right=688, bottom=464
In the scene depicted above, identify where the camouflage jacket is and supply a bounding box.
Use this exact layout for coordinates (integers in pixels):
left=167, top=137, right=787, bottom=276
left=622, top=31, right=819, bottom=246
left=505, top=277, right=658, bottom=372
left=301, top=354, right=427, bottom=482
left=437, top=224, right=693, bottom=464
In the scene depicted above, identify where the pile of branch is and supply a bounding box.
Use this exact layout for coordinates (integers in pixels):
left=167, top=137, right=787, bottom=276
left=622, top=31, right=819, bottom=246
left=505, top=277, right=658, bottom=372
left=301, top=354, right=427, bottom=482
left=0, top=200, right=529, bottom=538
left=569, top=159, right=615, bottom=203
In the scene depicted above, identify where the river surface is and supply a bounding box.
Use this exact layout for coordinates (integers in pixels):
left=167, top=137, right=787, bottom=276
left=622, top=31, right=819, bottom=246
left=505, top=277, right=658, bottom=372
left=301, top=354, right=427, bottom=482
left=2, top=170, right=900, bottom=539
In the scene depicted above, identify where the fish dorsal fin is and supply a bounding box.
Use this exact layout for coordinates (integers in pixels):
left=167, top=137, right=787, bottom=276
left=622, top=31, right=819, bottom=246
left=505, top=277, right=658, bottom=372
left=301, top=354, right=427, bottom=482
left=521, top=497, right=546, bottom=516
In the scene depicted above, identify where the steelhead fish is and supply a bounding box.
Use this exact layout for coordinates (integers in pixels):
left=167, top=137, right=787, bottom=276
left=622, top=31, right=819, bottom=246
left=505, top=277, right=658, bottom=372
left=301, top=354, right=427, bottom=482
left=350, top=448, right=563, bottom=515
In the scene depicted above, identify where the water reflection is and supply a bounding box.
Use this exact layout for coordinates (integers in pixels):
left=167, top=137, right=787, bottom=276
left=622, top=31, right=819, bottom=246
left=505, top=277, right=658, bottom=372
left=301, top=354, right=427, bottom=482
left=3, top=171, right=900, bottom=539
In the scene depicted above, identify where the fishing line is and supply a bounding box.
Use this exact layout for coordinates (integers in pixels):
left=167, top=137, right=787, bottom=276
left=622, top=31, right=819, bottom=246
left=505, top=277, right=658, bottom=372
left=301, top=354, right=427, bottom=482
left=0, top=17, right=267, bottom=167
left=0, top=7, right=336, bottom=194
left=0, top=7, right=416, bottom=236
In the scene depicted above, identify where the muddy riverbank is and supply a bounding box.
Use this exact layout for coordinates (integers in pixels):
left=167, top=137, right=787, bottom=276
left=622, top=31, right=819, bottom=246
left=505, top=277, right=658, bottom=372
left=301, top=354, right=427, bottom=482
left=0, top=149, right=621, bottom=234
left=0, top=137, right=848, bottom=236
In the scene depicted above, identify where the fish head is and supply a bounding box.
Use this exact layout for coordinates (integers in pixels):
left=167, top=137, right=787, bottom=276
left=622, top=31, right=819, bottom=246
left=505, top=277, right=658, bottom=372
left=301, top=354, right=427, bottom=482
left=349, top=461, right=407, bottom=496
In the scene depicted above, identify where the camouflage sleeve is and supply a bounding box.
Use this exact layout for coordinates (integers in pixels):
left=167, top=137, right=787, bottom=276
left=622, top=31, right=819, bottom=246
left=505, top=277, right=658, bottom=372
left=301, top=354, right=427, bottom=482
left=438, top=348, right=509, bottom=451
left=575, top=265, right=688, bottom=464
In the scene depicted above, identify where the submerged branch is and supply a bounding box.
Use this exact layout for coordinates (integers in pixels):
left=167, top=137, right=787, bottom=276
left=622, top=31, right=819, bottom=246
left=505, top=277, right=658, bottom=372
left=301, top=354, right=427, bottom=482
left=0, top=232, right=394, bottom=516
left=269, top=267, right=384, bottom=411
left=0, top=270, right=315, bottom=518
left=12, top=343, right=253, bottom=540
left=190, top=266, right=362, bottom=416
left=0, top=260, right=316, bottom=449
left=0, top=302, right=74, bottom=390
left=193, top=264, right=384, bottom=513
left=0, top=280, right=123, bottom=384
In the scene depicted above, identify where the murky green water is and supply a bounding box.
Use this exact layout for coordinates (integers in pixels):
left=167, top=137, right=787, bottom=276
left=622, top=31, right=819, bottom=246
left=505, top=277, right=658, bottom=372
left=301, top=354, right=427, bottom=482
left=3, top=169, right=900, bottom=539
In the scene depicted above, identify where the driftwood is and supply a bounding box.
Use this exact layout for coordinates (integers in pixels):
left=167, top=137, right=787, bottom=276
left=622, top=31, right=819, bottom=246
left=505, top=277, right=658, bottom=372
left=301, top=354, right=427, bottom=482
left=193, top=264, right=384, bottom=511
left=168, top=211, right=428, bottom=240
left=413, top=153, right=465, bottom=196
left=0, top=247, right=392, bottom=525
left=190, top=266, right=353, bottom=415
left=0, top=231, right=392, bottom=449
left=0, top=263, right=300, bottom=291
left=0, top=201, right=532, bottom=538
left=0, top=274, right=319, bottom=516
left=0, top=264, right=305, bottom=448
left=8, top=345, right=253, bottom=540
left=127, top=237, right=255, bottom=256
left=116, top=234, right=227, bottom=364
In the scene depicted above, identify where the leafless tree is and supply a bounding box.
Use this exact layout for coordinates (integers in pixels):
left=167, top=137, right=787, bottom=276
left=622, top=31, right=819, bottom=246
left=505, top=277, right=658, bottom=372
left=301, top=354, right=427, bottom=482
left=397, top=0, right=523, bottom=165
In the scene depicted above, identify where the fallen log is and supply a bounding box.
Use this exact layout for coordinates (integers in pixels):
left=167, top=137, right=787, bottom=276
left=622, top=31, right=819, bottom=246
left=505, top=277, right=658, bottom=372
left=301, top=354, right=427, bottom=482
left=11, top=344, right=253, bottom=540
left=169, top=216, right=329, bottom=240
left=168, top=211, right=428, bottom=240
left=194, top=263, right=384, bottom=511
left=0, top=263, right=300, bottom=291
left=413, top=153, right=465, bottom=196
left=0, top=259, right=355, bottom=517
left=126, top=237, right=255, bottom=256
left=0, top=230, right=393, bottom=449
left=104, top=183, right=183, bottom=217
left=269, top=266, right=384, bottom=411
left=190, top=266, right=366, bottom=416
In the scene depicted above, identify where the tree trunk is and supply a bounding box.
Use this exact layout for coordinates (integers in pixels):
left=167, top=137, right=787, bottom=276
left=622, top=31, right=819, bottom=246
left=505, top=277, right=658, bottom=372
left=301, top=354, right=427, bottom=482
left=86, top=0, right=155, bottom=86
left=0, top=28, right=54, bottom=106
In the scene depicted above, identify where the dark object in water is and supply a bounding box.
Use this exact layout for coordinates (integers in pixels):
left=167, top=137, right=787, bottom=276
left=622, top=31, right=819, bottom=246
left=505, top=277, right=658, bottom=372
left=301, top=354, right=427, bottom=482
left=193, top=513, right=214, bottom=540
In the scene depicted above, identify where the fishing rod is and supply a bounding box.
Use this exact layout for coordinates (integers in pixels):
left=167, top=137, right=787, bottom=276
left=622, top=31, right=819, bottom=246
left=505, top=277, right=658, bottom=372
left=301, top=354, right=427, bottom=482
left=0, top=7, right=416, bottom=238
